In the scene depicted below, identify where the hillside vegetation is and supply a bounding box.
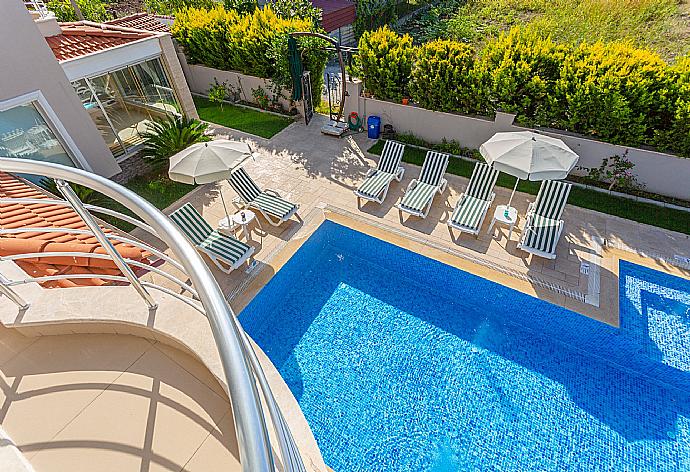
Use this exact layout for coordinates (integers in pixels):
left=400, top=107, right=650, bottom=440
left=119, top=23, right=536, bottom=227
left=400, top=0, right=690, bottom=61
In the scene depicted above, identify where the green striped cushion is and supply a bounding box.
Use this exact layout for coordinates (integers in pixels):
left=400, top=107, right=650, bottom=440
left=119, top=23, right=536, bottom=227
left=400, top=182, right=437, bottom=212
left=357, top=170, right=396, bottom=199
left=229, top=168, right=262, bottom=203
left=522, top=215, right=561, bottom=254
left=378, top=140, right=405, bottom=174
left=533, top=180, right=572, bottom=220
left=466, top=163, right=499, bottom=201
left=450, top=195, right=490, bottom=231
left=200, top=231, right=251, bottom=264
left=254, top=193, right=297, bottom=219
left=170, top=203, right=251, bottom=263
left=419, top=151, right=450, bottom=186
left=169, top=203, right=213, bottom=246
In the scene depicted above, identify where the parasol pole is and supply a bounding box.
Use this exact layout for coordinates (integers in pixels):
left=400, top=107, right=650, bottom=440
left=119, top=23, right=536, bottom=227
left=507, top=178, right=520, bottom=208
left=219, top=187, right=231, bottom=221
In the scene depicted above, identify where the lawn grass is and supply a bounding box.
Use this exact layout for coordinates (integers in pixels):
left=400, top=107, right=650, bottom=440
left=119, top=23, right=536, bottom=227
left=193, top=96, right=292, bottom=139
left=368, top=140, right=690, bottom=235
left=94, top=171, right=196, bottom=232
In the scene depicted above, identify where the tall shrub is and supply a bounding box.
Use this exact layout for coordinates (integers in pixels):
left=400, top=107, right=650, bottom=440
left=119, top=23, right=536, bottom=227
left=173, top=6, right=326, bottom=102
left=409, top=40, right=478, bottom=114
left=356, top=26, right=415, bottom=102
left=661, top=56, right=690, bottom=156
left=477, top=27, right=568, bottom=125
left=554, top=42, right=674, bottom=147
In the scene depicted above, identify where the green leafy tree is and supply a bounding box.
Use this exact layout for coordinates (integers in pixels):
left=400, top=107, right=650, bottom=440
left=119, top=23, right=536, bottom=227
left=355, top=26, right=415, bottom=102
left=140, top=116, right=210, bottom=169
left=354, top=0, right=397, bottom=39
left=208, top=80, right=228, bottom=109
left=144, top=0, right=216, bottom=15
left=269, top=0, right=321, bottom=26
left=47, top=0, right=110, bottom=22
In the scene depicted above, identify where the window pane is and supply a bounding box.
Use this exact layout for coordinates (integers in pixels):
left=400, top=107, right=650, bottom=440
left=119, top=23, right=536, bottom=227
left=133, top=58, right=181, bottom=115
left=0, top=102, right=74, bottom=169
left=72, top=78, right=127, bottom=157
left=72, top=56, right=182, bottom=160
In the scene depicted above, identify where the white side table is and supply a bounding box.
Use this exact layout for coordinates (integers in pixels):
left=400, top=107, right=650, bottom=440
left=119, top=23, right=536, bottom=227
left=218, top=209, right=262, bottom=241
left=488, top=205, right=518, bottom=240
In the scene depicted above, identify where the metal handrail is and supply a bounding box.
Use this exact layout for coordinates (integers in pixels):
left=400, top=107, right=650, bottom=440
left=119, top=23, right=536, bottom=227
left=0, top=226, right=187, bottom=274
left=1, top=252, right=197, bottom=297
left=0, top=197, right=158, bottom=235
left=0, top=158, right=306, bottom=471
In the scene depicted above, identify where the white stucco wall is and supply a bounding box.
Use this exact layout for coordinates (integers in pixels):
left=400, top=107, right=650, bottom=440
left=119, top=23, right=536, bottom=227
left=0, top=4, right=121, bottom=177
left=177, top=55, right=295, bottom=113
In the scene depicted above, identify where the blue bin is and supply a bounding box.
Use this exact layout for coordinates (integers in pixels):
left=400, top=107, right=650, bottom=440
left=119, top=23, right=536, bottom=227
left=367, top=115, right=381, bottom=139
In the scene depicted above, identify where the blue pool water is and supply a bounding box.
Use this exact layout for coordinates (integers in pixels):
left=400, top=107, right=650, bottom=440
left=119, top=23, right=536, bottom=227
left=241, top=221, right=690, bottom=471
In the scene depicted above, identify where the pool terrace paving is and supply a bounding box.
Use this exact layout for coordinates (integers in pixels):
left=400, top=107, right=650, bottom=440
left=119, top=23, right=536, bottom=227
left=139, top=114, right=690, bottom=328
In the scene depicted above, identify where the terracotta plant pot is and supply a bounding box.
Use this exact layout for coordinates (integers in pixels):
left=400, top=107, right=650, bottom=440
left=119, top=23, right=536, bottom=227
left=402, top=98, right=409, bottom=105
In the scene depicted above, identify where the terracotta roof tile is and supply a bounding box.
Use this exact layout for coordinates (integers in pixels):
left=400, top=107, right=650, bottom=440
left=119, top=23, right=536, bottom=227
left=45, top=23, right=153, bottom=61
left=311, top=0, right=356, bottom=32
left=0, top=172, right=152, bottom=288
left=104, top=13, right=170, bottom=33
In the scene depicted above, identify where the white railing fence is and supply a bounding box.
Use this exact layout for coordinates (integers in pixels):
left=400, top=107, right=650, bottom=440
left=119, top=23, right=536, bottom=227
left=23, top=0, right=52, bottom=18
left=0, top=157, right=307, bottom=472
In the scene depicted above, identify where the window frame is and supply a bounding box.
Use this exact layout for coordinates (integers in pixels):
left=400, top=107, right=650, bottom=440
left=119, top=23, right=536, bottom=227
left=0, top=90, right=92, bottom=171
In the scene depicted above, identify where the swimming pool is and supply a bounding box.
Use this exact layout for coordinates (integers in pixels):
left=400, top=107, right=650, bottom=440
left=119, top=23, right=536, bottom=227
left=241, top=221, right=690, bottom=471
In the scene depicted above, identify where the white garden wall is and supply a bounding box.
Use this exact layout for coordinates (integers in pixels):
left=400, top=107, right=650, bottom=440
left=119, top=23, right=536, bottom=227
left=345, top=80, right=690, bottom=201
left=177, top=51, right=295, bottom=113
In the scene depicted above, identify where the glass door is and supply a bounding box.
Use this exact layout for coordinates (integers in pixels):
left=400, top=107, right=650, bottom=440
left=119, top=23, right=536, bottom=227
left=72, top=56, right=183, bottom=160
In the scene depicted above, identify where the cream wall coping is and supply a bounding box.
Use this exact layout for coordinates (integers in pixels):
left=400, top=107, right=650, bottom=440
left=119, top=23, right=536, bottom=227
left=0, top=260, right=326, bottom=472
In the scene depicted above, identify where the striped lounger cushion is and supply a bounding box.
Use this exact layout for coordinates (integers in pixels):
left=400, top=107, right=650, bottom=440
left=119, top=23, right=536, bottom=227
left=449, top=163, right=499, bottom=231
left=533, top=180, right=571, bottom=220
left=253, top=193, right=297, bottom=219
left=399, top=182, right=439, bottom=213
left=198, top=231, right=252, bottom=264
left=521, top=214, right=561, bottom=255
left=229, top=168, right=296, bottom=219
left=450, top=195, right=491, bottom=231
left=170, top=203, right=250, bottom=264
left=358, top=171, right=396, bottom=199
left=399, top=151, right=450, bottom=213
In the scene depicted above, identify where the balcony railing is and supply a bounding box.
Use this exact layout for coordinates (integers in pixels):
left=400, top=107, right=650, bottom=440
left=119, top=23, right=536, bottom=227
left=0, top=157, right=308, bottom=472
left=23, top=0, right=52, bottom=18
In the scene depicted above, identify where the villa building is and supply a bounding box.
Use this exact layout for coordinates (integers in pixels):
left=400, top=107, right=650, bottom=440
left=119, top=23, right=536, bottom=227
left=0, top=2, right=197, bottom=180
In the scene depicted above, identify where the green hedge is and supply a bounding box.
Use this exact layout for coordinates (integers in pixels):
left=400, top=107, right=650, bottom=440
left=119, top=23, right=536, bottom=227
left=409, top=40, right=479, bottom=114
left=358, top=26, right=690, bottom=157
left=356, top=27, right=414, bottom=102
left=173, top=6, right=328, bottom=104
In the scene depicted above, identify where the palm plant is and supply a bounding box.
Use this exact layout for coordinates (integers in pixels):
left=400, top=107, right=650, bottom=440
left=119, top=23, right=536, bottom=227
left=39, top=178, right=112, bottom=207
left=140, top=116, right=210, bottom=168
